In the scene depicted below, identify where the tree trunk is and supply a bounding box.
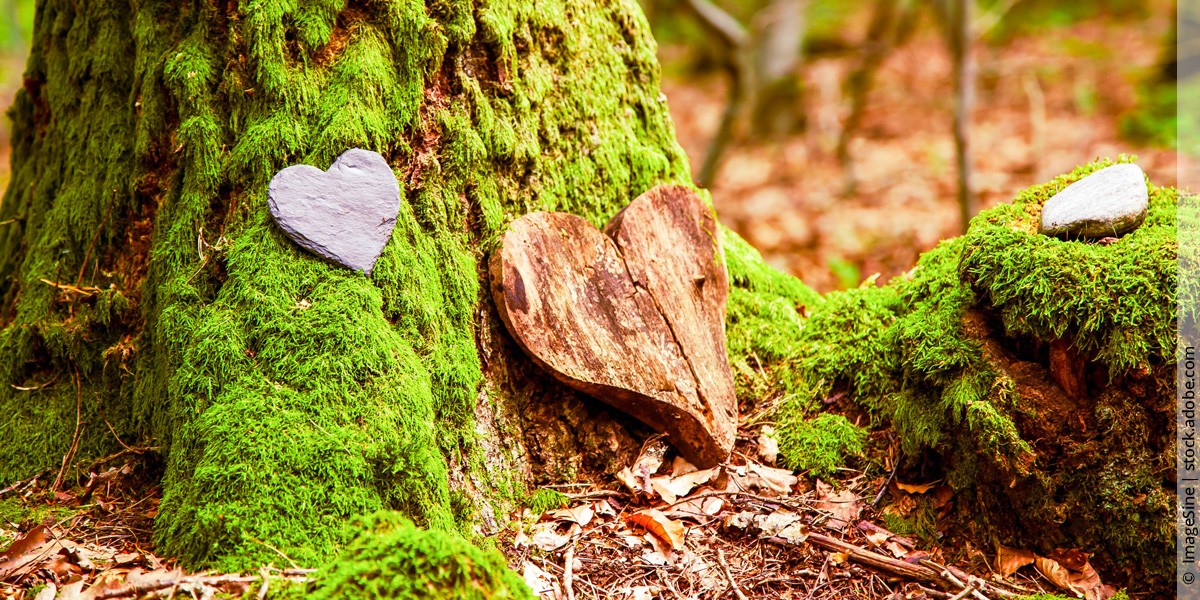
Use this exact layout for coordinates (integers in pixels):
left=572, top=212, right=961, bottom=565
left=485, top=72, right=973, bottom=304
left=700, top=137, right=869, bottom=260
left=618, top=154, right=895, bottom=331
left=0, top=0, right=799, bottom=571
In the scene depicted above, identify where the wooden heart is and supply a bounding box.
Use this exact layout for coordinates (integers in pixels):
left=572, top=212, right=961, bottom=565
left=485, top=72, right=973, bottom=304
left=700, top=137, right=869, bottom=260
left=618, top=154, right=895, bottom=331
left=490, top=186, right=736, bottom=467
left=268, top=148, right=400, bottom=274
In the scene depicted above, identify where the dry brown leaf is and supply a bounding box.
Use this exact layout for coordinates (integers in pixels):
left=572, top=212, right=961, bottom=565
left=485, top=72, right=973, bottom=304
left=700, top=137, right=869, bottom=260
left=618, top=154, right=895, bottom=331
left=885, top=541, right=908, bottom=558
left=616, top=467, right=643, bottom=494
left=895, top=480, right=939, bottom=494
left=530, top=522, right=574, bottom=552
left=650, top=467, right=719, bottom=504
left=815, top=486, right=862, bottom=531
left=864, top=530, right=890, bottom=547
left=670, top=456, right=697, bottom=477
left=522, top=561, right=561, bottom=598
left=32, top=582, right=56, bottom=600
left=58, top=578, right=85, bottom=600
left=745, top=463, right=798, bottom=495
left=1034, top=556, right=1079, bottom=594
left=626, top=509, right=686, bottom=550
left=0, top=523, right=49, bottom=562
left=549, top=504, right=594, bottom=528
left=1066, top=559, right=1112, bottom=600
left=996, top=545, right=1037, bottom=577
left=1048, top=548, right=1089, bottom=571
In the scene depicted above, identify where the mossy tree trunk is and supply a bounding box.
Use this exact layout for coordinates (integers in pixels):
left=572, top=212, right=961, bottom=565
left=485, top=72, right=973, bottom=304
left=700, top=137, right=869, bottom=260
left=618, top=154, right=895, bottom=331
left=0, top=0, right=795, bottom=570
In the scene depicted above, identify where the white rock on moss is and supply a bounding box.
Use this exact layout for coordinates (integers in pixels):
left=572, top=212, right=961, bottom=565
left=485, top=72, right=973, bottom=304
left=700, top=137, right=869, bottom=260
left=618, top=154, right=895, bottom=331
left=1039, top=163, right=1148, bottom=239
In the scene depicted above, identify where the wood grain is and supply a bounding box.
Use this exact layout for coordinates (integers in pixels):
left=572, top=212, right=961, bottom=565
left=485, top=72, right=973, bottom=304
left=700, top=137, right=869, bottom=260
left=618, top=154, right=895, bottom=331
left=490, top=186, right=736, bottom=467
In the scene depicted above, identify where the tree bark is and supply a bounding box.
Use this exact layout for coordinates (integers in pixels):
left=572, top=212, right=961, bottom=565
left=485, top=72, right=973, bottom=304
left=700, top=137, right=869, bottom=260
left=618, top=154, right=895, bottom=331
left=0, top=0, right=753, bottom=570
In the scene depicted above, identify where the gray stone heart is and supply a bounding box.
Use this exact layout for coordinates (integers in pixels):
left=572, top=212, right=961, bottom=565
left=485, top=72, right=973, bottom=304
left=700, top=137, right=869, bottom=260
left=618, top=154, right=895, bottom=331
left=267, top=148, right=400, bottom=274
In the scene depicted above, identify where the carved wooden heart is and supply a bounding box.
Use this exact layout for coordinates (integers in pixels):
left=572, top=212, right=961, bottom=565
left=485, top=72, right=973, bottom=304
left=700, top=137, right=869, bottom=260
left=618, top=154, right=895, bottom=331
left=490, top=186, right=736, bottom=467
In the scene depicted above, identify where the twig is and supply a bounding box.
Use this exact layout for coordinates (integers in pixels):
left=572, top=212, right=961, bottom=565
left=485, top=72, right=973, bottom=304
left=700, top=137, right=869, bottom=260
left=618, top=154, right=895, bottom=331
left=85, top=445, right=160, bottom=473
left=716, top=548, right=749, bottom=600
left=871, top=459, right=901, bottom=510
left=948, top=580, right=982, bottom=600
left=52, top=370, right=86, bottom=492
left=77, top=202, right=114, bottom=287
left=563, top=542, right=576, bottom=600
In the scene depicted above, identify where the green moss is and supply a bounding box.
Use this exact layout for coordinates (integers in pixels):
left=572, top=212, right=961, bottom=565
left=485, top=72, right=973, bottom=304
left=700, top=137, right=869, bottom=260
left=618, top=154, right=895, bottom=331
left=774, top=413, right=866, bottom=478
left=961, top=156, right=1177, bottom=374
left=307, top=511, right=531, bottom=600
left=0, top=0, right=696, bottom=573
left=762, top=158, right=1177, bottom=590
left=522, top=489, right=568, bottom=515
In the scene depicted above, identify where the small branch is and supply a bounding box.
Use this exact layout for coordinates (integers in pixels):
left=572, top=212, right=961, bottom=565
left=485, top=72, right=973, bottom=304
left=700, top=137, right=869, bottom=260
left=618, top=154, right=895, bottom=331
left=52, top=370, right=86, bottom=492
left=563, top=542, right=576, bottom=600
left=716, top=548, right=749, bottom=600
left=870, top=459, right=900, bottom=510
left=681, top=0, right=748, bottom=48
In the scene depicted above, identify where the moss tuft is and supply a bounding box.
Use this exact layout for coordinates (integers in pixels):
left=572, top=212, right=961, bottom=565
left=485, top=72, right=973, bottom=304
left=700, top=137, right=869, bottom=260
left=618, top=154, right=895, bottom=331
left=523, top=489, right=568, bottom=515
left=307, top=511, right=532, bottom=600
left=774, top=413, right=866, bottom=478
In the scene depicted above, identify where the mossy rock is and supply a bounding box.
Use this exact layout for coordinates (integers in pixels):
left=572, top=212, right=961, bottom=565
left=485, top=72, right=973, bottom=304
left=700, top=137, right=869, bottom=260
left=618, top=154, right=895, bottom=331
left=769, top=158, right=1176, bottom=593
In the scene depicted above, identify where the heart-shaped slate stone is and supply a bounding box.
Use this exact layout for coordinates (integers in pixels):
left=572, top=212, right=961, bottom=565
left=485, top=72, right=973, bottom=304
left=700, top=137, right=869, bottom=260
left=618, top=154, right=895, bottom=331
left=490, top=186, right=737, bottom=467
left=268, top=148, right=400, bottom=274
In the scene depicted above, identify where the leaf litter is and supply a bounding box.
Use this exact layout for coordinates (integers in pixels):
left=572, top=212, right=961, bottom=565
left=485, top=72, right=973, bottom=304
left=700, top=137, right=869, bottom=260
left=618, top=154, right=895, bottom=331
left=504, top=432, right=1119, bottom=600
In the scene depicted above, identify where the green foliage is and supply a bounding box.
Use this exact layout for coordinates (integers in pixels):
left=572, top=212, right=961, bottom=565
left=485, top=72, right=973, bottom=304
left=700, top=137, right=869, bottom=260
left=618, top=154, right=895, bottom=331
left=523, top=489, right=568, bottom=515
left=307, top=511, right=532, bottom=600
left=774, top=413, right=866, bottom=478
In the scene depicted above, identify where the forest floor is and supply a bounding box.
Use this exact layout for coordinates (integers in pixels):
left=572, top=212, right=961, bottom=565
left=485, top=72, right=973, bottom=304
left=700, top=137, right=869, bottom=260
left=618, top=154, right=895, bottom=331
left=664, top=9, right=1182, bottom=292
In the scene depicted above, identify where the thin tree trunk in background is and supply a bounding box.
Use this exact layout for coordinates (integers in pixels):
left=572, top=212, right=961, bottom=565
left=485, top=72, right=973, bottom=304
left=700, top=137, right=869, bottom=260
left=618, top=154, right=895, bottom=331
left=749, top=0, right=807, bottom=137
left=684, top=0, right=749, bottom=188
left=837, top=0, right=901, bottom=196
left=951, top=0, right=975, bottom=233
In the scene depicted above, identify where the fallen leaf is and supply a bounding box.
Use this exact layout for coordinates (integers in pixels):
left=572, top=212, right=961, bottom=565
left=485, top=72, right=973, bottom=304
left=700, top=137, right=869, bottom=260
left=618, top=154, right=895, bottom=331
left=549, top=504, right=594, bottom=528
left=996, top=545, right=1037, bottom=577
left=113, top=552, right=141, bottom=566
left=815, top=484, right=862, bottom=531
left=616, top=467, right=643, bottom=495
left=930, top=485, right=954, bottom=509
left=744, top=463, right=798, bottom=495
left=530, top=522, right=574, bottom=552
left=57, top=578, right=85, bottom=600
left=33, top=582, right=56, bottom=600
left=864, top=530, right=890, bottom=547
left=0, top=524, right=49, bottom=562
left=885, top=541, right=908, bottom=558
left=722, top=511, right=757, bottom=531
left=620, top=585, right=655, bottom=600
left=627, top=509, right=686, bottom=550
left=671, top=456, right=698, bottom=477
left=522, top=561, right=561, bottom=598
left=1035, top=556, right=1079, bottom=594
left=650, top=468, right=718, bottom=504
left=1048, top=548, right=1089, bottom=572
left=895, top=481, right=939, bottom=494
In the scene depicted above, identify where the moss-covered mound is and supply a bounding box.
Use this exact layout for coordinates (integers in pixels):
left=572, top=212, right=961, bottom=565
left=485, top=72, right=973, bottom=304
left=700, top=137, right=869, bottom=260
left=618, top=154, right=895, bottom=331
left=766, top=158, right=1176, bottom=592
left=306, top=512, right=531, bottom=600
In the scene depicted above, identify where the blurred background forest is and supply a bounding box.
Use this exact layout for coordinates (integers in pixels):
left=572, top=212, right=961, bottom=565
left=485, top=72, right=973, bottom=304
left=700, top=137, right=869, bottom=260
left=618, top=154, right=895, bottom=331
left=0, top=0, right=1182, bottom=292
